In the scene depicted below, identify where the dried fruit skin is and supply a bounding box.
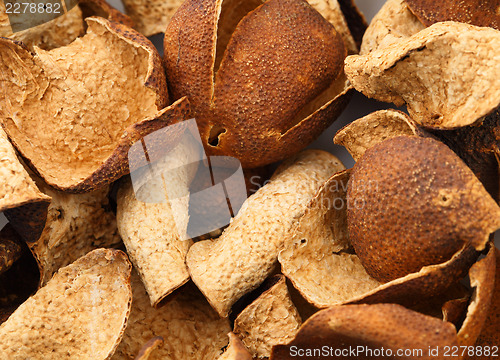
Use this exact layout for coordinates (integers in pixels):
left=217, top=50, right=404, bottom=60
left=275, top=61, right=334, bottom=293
left=164, top=0, right=348, bottom=168
left=218, top=333, right=252, bottom=360
left=271, top=303, right=459, bottom=360
left=348, top=136, right=500, bottom=282
left=0, top=249, right=132, bottom=360
left=233, top=275, right=302, bottom=358
left=187, top=150, right=345, bottom=317
left=404, top=0, right=500, bottom=30
left=0, top=225, right=23, bottom=276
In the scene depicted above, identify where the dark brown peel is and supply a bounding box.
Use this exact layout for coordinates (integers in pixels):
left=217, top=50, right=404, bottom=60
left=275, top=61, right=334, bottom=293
left=0, top=225, right=23, bottom=276
left=347, top=136, right=500, bottom=282
left=0, top=17, right=190, bottom=192
left=271, top=303, right=459, bottom=360
left=404, top=0, right=500, bottom=30
left=164, top=0, right=350, bottom=168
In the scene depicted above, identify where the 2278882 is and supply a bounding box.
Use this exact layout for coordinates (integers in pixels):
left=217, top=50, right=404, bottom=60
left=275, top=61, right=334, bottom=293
left=5, top=2, right=61, bottom=14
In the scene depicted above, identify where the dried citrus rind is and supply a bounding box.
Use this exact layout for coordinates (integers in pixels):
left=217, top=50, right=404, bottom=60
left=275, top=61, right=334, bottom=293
left=468, top=247, right=500, bottom=357
left=457, top=243, right=496, bottom=346
left=187, top=150, right=345, bottom=317
left=164, top=0, right=351, bottom=168
left=404, top=0, right=500, bottom=30
left=0, top=224, right=23, bottom=276
left=359, top=0, right=424, bottom=54
left=0, top=248, right=132, bottom=359
left=346, top=22, right=500, bottom=129
left=234, top=275, right=302, bottom=358
left=271, top=303, right=459, bottom=360
left=333, top=109, right=418, bottom=161
left=0, top=127, right=50, bottom=242
left=27, top=177, right=121, bottom=287
left=134, top=337, right=164, bottom=360
left=117, top=138, right=199, bottom=307
left=218, top=333, right=253, bottom=360
left=0, top=16, right=189, bottom=192
left=111, top=272, right=230, bottom=360
left=0, top=0, right=132, bottom=51
left=121, top=0, right=183, bottom=37
left=348, top=136, right=500, bottom=282
left=279, top=165, right=480, bottom=308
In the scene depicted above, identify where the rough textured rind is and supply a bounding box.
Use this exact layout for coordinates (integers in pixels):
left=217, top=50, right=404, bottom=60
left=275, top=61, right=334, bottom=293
left=164, top=0, right=349, bottom=168
left=111, top=272, right=231, bottom=360
left=271, top=304, right=459, bottom=360
left=0, top=4, right=85, bottom=50
left=348, top=136, right=500, bottom=282
left=280, top=168, right=477, bottom=308
left=469, top=247, right=500, bottom=357
left=0, top=248, right=132, bottom=360
left=336, top=0, right=367, bottom=50
left=346, top=22, right=500, bottom=129
left=27, top=177, right=121, bottom=287
left=134, top=337, right=164, bottom=360
left=0, top=0, right=132, bottom=51
left=233, top=275, right=302, bottom=358
left=0, top=17, right=189, bottom=192
left=333, top=109, right=418, bottom=161
left=218, top=333, right=253, bottom=360
left=0, top=127, right=51, bottom=241
left=359, top=0, right=424, bottom=54
left=122, top=0, right=184, bottom=36
left=404, top=0, right=500, bottom=30
left=457, top=244, right=496, bottom=346
left=279, top=170, right=382, bottom=308
left=117, top=138, right=199, bottom=307
left=0, top=224, right=23, bottom=275
left=187, top=150, right=344, bottom=317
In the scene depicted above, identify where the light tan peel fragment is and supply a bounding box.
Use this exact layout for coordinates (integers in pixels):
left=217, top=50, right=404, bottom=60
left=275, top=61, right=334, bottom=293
left=0, top=17, right=187, bottom=192
left=0, top=127, right=50, bottom=217
left=117, top=138, right=199, bottom=307
left=234, top=275, right=302, bottom=358
left=346, top=22, right=500, bottom=129
left=187, top=150, right=345, bottom=317
left=0, top=4, right=85, bottom=50
left=334, top=109, right=417, bottom=161
left=359, top=0, right=424, bottom=54
left=457, top=243, right=496, bottom=346
left=112, top=272, right=230, bottom=360
left=0, top=248, right=132, bottom=360
left=218, top=333, right=252, bottom=360
left=122, top=0, right=184, bottom=37
left=28, top=178, right=121, bottom=287
left=279, top=170, right=382, bottom=308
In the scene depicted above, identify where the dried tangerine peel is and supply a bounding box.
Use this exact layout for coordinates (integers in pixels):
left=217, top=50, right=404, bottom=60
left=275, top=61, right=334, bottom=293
left=333, top=109, right=418, bottom=161
left=469, top=247, right=500, bottom=356
left=404, top=0, right=500, bottom=30
left=0, top=225, right=23, bottom=276
left=111, top=272, right=230, bottom=360
left=346, top=22, right=500, bottom=129
left=348, top=136, right=500, bottom=282
left=165, top=0, right=349, bottom=168
left=0, top=4, right=84, bottom=51
left=279, top=170, right=382, bottom=308
left=117, top=139, right=199, bottom=307
left=0, top=248, right=132, bottom=360
left=234, top=275, right=302, bottom=358
left=270, top=303, right=459, bottom=360
left=0, top=127, right=50, bottom=214
left=187, top=150, right=345, bottom=317
left=134, top=337, right=164, bottom=360
left=27, top=178, right=121, bottom=287
left=218, top=333, right=253, bottom=360
left=457, top=244, right=497, bottom=346
left=279, top=165, right=480, bottom=308
left=0, top=17, right=189, bottom=192
left=359, top=0, right=424, bottom=54
left=121, top=0, right=184, bottom=36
